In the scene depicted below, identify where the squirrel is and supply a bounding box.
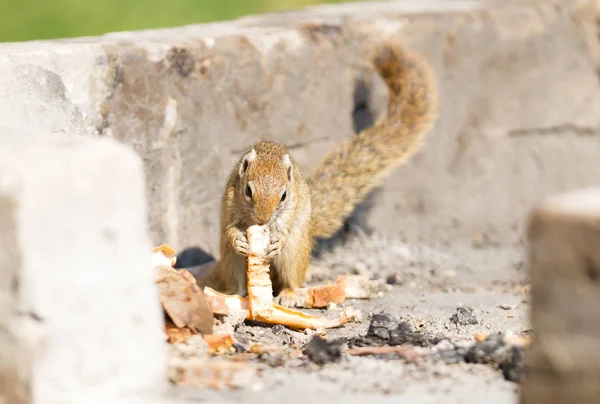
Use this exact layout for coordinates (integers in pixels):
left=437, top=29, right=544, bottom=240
left=206, top=41, right=439, bottom=298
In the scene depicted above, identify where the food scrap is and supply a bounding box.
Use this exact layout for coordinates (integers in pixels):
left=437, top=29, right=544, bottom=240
left=273, top=274, right=390, bottom=309
left=245, top=225, right=276, bottom=319
left=203, top=285, right=359, bottom=330
left=274, top=280, right=346, bottom=309
left=151, top=238, right=360, bottom=339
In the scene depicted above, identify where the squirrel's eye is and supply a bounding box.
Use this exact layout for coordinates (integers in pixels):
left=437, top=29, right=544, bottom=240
left=280, top=191, right=287, bottom=203
left=245, top=184, right=252, bottom=198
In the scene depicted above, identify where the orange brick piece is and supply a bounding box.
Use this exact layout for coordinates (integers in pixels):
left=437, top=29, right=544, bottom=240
left=307, top=282, right=346, bottom=308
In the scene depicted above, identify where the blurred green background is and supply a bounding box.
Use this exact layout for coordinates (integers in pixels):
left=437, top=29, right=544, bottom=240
left=0, top=0, right=353, bottom=43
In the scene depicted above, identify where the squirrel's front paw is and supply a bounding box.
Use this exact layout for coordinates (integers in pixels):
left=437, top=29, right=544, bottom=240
left=267, top=232, right=283, bottom=258
left=233, top=231, right=249, bottom=256
left=274, top=288, right=299, bottom=307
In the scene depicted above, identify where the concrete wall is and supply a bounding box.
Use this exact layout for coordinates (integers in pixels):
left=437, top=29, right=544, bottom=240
left=0, top=0, right=599, bottom=255
left=0, top=127, right=167, bottom=403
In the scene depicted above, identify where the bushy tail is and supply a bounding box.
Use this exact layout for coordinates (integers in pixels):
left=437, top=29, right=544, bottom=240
left=309, top=42, right=439, bottom=239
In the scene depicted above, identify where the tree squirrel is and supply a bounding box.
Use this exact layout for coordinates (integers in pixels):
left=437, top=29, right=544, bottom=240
left=206, top=42, right=438, bottom=297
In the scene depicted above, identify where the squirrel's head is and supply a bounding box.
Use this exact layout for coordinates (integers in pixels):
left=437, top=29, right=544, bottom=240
left=237, top=147, right=294, bottom=225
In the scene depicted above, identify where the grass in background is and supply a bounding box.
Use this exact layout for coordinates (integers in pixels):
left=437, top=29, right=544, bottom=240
left=0, top=0, right=352, bottom=42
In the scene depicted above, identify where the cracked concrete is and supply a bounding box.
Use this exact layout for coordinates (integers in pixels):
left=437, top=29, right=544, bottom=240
left=508, top=123, right=600, bottom=137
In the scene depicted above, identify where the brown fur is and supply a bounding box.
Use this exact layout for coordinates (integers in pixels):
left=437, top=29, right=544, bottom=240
left=309, top=43, right=438, bottom=238
left=207, top=42, right=438, bottom=296
left=209, top=142, right=313, bottom=296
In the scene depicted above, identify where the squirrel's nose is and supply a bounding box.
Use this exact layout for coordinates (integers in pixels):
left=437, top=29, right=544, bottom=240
left=256, top=213, right=272, bottom=226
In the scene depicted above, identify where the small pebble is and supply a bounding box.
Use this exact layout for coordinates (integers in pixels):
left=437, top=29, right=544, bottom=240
left=351, top=262, right=369, bottom=275
left=303, top=336, right=344, bottom=365
left=385, top=273, right=404, bottom=285
left=450, top=307, right=478, bottom=326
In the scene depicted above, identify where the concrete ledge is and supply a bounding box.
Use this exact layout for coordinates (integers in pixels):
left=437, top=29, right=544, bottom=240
left=521, top=188, right=600, bottom=404
left=0, top=127, right=167, bottom=403
left=0, top=0, right=599, bottom=252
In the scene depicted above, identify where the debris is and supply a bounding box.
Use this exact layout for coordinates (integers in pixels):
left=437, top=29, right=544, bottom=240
left=497, top=303, right=518, bottom=310
left=517, top=329, right=534, bottom=339
left=385, top=272, right=404, bottom=285
left=213, top=310, right=248, bottom=335
left=450, top=307, right=478, bottom=326
left=203, top=288, right=249, bottom=317
left=338, top=275, right=391, bottom=299
left=464, top=333, right=526, bottom=383
left=168, top=357, right=258, bottom=390
left=204, top=286, right=357, bottom=330
left=152, top=243, right=178, bottom=267
left=348, top=313, right=431, bottom=348
left=154, top=264, right=215, bottom=335
left=474, top=333, right=489, bottom=343
left=246, top=225, right=275, bottom=318
left=247, top=342, right=304, bottom=367
left=503, top=335, right=531, bottom=348
left=203, top=334, right=236, bottom=353
left=274, top=280, right=346, bottom=309
left=199, top=226, right=358, bottom=330
left=303, top=336, right=344, bottom=365
left=165, top=320, right=195, bottom=344
left=248, top=342, right=286, bottom=355
left=346, top=345, right=422, bottom=361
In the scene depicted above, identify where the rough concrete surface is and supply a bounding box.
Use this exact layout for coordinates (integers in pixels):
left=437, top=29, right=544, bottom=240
left=0, top=127, right=167, bottom=403
left=168, top=231, right=529, bottom=404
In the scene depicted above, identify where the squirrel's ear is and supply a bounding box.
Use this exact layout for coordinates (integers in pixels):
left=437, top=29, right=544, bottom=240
left=239, top=148, right=257, bottom=177
left=282, top=154, right=293, bottom=183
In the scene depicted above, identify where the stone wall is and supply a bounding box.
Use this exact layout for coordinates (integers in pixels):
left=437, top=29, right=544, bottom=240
left=0, top=0, right=598, bottom=255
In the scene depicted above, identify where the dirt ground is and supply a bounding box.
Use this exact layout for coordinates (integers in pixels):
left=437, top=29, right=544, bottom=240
left=166, top=229, right=530, bottom=403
